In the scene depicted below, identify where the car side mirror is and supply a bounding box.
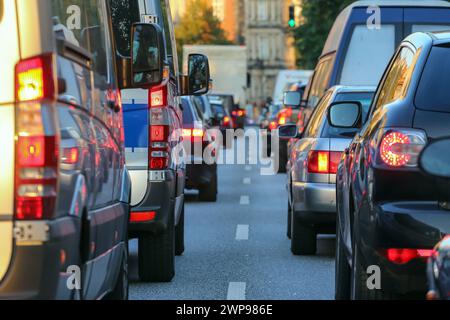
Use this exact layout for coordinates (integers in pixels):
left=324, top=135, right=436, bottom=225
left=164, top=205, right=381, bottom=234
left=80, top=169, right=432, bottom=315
left=420, top=139, right=450, bottom=179
left=327, top=101, right=362, bottom=129
left=130, top=23, right=164, bottom=88
left=278, top=124, right=300, bottom=140
left=283, top=91, right=302, bottom=108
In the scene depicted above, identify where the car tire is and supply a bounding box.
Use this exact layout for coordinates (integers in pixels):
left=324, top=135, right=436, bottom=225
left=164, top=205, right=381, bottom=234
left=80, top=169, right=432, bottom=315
left=138, top=211, right=175, bottom=283
left=199, top=173, right=218, bottom=202
left=104, top=246, right=129, bottom=300
left=335, top=221, right=350, bottom=300
left=287, top=202, right=292, bottom=239
left=175, top=203, right=185, bottom=256
left=291, top=215, right=316, bottom=255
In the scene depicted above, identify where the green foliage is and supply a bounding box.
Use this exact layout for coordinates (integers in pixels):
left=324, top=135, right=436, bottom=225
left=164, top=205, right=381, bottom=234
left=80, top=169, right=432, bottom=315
left=293, top=0, right=354, bottom=69
left=175, top=0, right=232, bottom=61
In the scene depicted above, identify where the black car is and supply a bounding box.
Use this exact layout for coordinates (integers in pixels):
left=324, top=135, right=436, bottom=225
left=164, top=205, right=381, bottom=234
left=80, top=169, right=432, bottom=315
left=209, top=98, right=233, bottom=148
left=182, top=97, right=218, bottom=202
left=208, top=94, right=245, bottom=130
left=334, top=31, right=450, bottom=299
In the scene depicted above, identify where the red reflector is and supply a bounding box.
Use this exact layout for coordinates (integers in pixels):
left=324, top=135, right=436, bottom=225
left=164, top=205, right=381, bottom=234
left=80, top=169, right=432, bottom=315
left=130, top=211, right=156, bottom=222
left=384, top=248, right=433, bottom=265
left=150, top=158, right=167, bottom=170
left=329, top=152, right=342, bottom=174
left=17, top=136, right=58, bottom=168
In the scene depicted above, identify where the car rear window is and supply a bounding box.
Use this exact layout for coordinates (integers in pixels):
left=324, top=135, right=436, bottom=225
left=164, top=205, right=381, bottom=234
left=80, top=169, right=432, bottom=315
left=415, top=46, right=450, bottom=113
left=182, top=99, right=194, bottom=125
left=321, top=92, right=375, bottom=139
left=340, top=25, right=396, bottom=86
left=211, top=104, right=225, bottom=116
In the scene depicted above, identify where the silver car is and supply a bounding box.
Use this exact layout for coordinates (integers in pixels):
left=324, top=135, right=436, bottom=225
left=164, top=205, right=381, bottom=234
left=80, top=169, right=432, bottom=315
left=280, top=86, right=375, bottom=256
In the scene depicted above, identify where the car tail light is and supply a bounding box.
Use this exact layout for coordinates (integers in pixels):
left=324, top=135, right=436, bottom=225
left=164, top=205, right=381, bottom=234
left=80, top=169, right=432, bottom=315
left=278, top=116, right=287, bottom=125
left=14, top=55, right=58, bottom=221
left=15, top=54, right=56, bottom=102
left=130, top=211, right=156, bottom=223
left=223, top=116, right=231, bottom=127
left=307, top=151, right=342, bottom=174
left=376, top=129, right=426, bottom=168
left=383, top=248, right=433, bottom=265
left=62, top=147, right=79, bottom=165
left=285, top=108, right=292, bottom=118
left=237, top=110, right=245, bottom=117
left=149, top=85, right=167, bottom=108
left=182, top=128, right=205, bottom=142
left=269, top=121, right=278, bottom=131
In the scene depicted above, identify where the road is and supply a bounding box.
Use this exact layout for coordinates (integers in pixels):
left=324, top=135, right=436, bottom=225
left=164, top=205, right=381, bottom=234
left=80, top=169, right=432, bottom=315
left=129, top=133, right=336, bottom=300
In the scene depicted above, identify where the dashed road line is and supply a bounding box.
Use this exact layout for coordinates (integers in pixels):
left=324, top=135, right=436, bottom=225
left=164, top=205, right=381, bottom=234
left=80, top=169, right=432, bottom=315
left=243, top=177, right=251, bottom=185
left=227, top=282, right=247, bottom=300
left=240, top=195, right=250, bottom=205
left=235, top=225, right=249, bottom=241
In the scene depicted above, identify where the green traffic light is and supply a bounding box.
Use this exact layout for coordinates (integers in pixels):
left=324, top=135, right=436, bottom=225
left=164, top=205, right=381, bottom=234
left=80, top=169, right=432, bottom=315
left=288, top=19, right=296, bottom=28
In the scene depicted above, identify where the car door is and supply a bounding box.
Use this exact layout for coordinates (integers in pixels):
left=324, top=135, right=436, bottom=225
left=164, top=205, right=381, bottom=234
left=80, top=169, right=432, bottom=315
left=0, top=0, right=18, bottom=282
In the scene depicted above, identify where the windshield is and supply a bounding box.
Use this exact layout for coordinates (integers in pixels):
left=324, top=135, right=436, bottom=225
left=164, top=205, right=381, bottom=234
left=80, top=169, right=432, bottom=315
left=415, top=46, right=450, bottom=113
left=321, top=91, right=375, bottom=139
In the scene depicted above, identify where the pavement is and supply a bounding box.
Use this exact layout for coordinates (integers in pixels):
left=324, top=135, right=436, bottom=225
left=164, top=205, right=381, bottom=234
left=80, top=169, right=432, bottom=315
left=129, top=133, right=336, bottom=300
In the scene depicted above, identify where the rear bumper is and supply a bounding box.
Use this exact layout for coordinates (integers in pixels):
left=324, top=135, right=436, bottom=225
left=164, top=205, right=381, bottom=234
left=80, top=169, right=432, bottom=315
left=360, top=201, right=450, bottom=295
left=0, top=217, right=81, bottom=300
left=129, top=170, right=176, bottom=237
left=292, top=181, right=336, bottom=225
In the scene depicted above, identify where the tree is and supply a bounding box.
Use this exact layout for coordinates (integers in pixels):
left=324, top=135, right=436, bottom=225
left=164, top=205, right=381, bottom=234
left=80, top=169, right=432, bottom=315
left=175, top=0, right=232, bottom=62
left=293, top=0, right=354, bottom=69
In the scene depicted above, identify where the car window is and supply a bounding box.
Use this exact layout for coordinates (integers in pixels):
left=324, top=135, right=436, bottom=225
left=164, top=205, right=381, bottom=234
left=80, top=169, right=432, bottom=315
left=415, top=46, right=450, bottom=113
left=110, top=0, right=140, bottom=57
left=322, top=92, right=375, bottom=139
left=304, top=91, right=332, bottom=138
left=182, top=99, right=194, bottom=125
left=308, top=55, right=334, bottom=108
left=52, top=0, right=111, bottom=82
left=374, top=46, right=418, bottom=110
left=412, top=25, right=450, bottom=33
left=340, top=25, right=396, bottom=86
left=211, top=104, right=225, bottom=115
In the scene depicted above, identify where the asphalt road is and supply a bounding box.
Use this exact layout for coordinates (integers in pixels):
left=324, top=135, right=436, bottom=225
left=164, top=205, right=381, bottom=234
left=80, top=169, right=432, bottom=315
left=129, top=134, right=336, bottom=300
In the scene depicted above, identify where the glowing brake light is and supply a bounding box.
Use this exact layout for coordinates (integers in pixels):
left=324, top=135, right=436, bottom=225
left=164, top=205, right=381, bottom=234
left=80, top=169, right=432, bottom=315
left=278, top=116, right=287, bottom=125
left=269, top=121, right=278, bottom=131
left=378, top=130, right=427, bottom=168
left=308, top=151, right=342, bottom=174
left=15, top=54, right=55, bottom=102
left=383, top=248, right=433, bottom=265
left=223, top=116, right=231, bottom=126
left=130, top=211, right=156, bottom=223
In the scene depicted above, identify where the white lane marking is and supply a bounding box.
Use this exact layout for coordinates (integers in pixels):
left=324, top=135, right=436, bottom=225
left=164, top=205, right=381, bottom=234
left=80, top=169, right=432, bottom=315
left=240, top=195, right=250, bottom=205
left=235, top=225, right=249, bottom=241
left=227, top=282, right=247, bottom=300
left=243, top=177, right=251, bottom=185
left=245, top=165, right=252, bottom=171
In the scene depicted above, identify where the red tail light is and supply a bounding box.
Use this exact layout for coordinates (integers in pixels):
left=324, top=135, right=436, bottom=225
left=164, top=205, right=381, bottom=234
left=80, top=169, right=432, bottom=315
left=377, top=129, right=427, bottom=168
left=232, top=110, right=237, bottom=117
left=237, top=110, right=245, bottom=117
left=223, top=116, right=231, bottom=127
left=383, top=248, right=433, bottom=265
left=308, top=151, right=342, bottom=174
left=14, top=55, right=58, bottom=221
left=269, top=121, right=278, bottom=131
left=149, top=85, right=167, bottom=108
left=130, top=211, right=156, bottom=223
left=285, top=108, right=292, bottom=118
left=278, top=116, right=287, bottom=126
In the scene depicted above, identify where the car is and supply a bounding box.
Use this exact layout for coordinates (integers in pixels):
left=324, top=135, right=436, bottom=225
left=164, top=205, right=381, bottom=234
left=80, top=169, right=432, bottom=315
left=418, top=138, right=450, bottom=301
left=279, top=86, right=375, bottom=255
left=0, top=0, right=132, bottom=300
left=181, top=97, right=218, bottom=202
left=303, top=0, right=450, bottom=120
left=334, top=31, right=450, bottom=299
left=111, top=0, right=210, bottom=282
left=208, top=98, right=234, bottom=148
left=209, top=94, right=245, bottom=130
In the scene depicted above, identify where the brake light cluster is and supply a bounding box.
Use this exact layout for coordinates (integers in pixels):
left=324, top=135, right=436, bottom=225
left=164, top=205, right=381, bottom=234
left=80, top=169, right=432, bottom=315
left=382, top=248, right=433, bottom=265
left=223, top=116, right=231, bottom=127
left=14, top=54, right=58, bottom=220
left=269, top=121, right=278, bottom=131
left=377, top=129, right=427, bottom=168
left=232, top=110, right=245, bottom=117
left=307, top=151, right=342, bottom=174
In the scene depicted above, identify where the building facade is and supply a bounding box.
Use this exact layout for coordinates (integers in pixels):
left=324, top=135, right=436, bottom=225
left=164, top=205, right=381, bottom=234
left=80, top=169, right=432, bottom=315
left=245, top=0, right=298, bottom=104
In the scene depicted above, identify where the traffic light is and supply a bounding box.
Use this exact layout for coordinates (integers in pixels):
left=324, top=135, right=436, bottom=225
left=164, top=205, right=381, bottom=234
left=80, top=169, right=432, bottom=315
left=288, top=5, right=296, bottom=28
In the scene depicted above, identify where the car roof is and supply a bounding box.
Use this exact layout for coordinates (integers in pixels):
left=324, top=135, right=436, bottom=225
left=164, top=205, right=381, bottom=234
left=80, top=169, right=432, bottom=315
left=322, top=0, right=450, bottom=55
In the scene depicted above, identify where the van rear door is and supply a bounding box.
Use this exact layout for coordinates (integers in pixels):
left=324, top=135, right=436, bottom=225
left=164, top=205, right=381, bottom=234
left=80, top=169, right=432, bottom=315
left=0, top=0, right=19, bottom=281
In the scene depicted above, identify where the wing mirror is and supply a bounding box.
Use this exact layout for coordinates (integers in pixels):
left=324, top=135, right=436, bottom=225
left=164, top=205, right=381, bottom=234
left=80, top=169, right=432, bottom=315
left=327, top=101, right=362, bottom=129
left=283, top=91, right=302, bottom=108
left=180, top=54, right=211, bottom=96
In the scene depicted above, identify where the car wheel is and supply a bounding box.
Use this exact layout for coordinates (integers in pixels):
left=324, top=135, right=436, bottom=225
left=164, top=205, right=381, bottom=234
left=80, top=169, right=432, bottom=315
left=138, top=210, right=175, bottom=282
left=335, top=221, right=350, bottom=300
left=104, top=246, right=129, bottom=300
left=291, top=215, right=316, bottom=255
left=175, top=202, right=185, bottom=256
left=287, top=202, right=292, bottom=239
left=199, top=173, right=218, bottom=202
